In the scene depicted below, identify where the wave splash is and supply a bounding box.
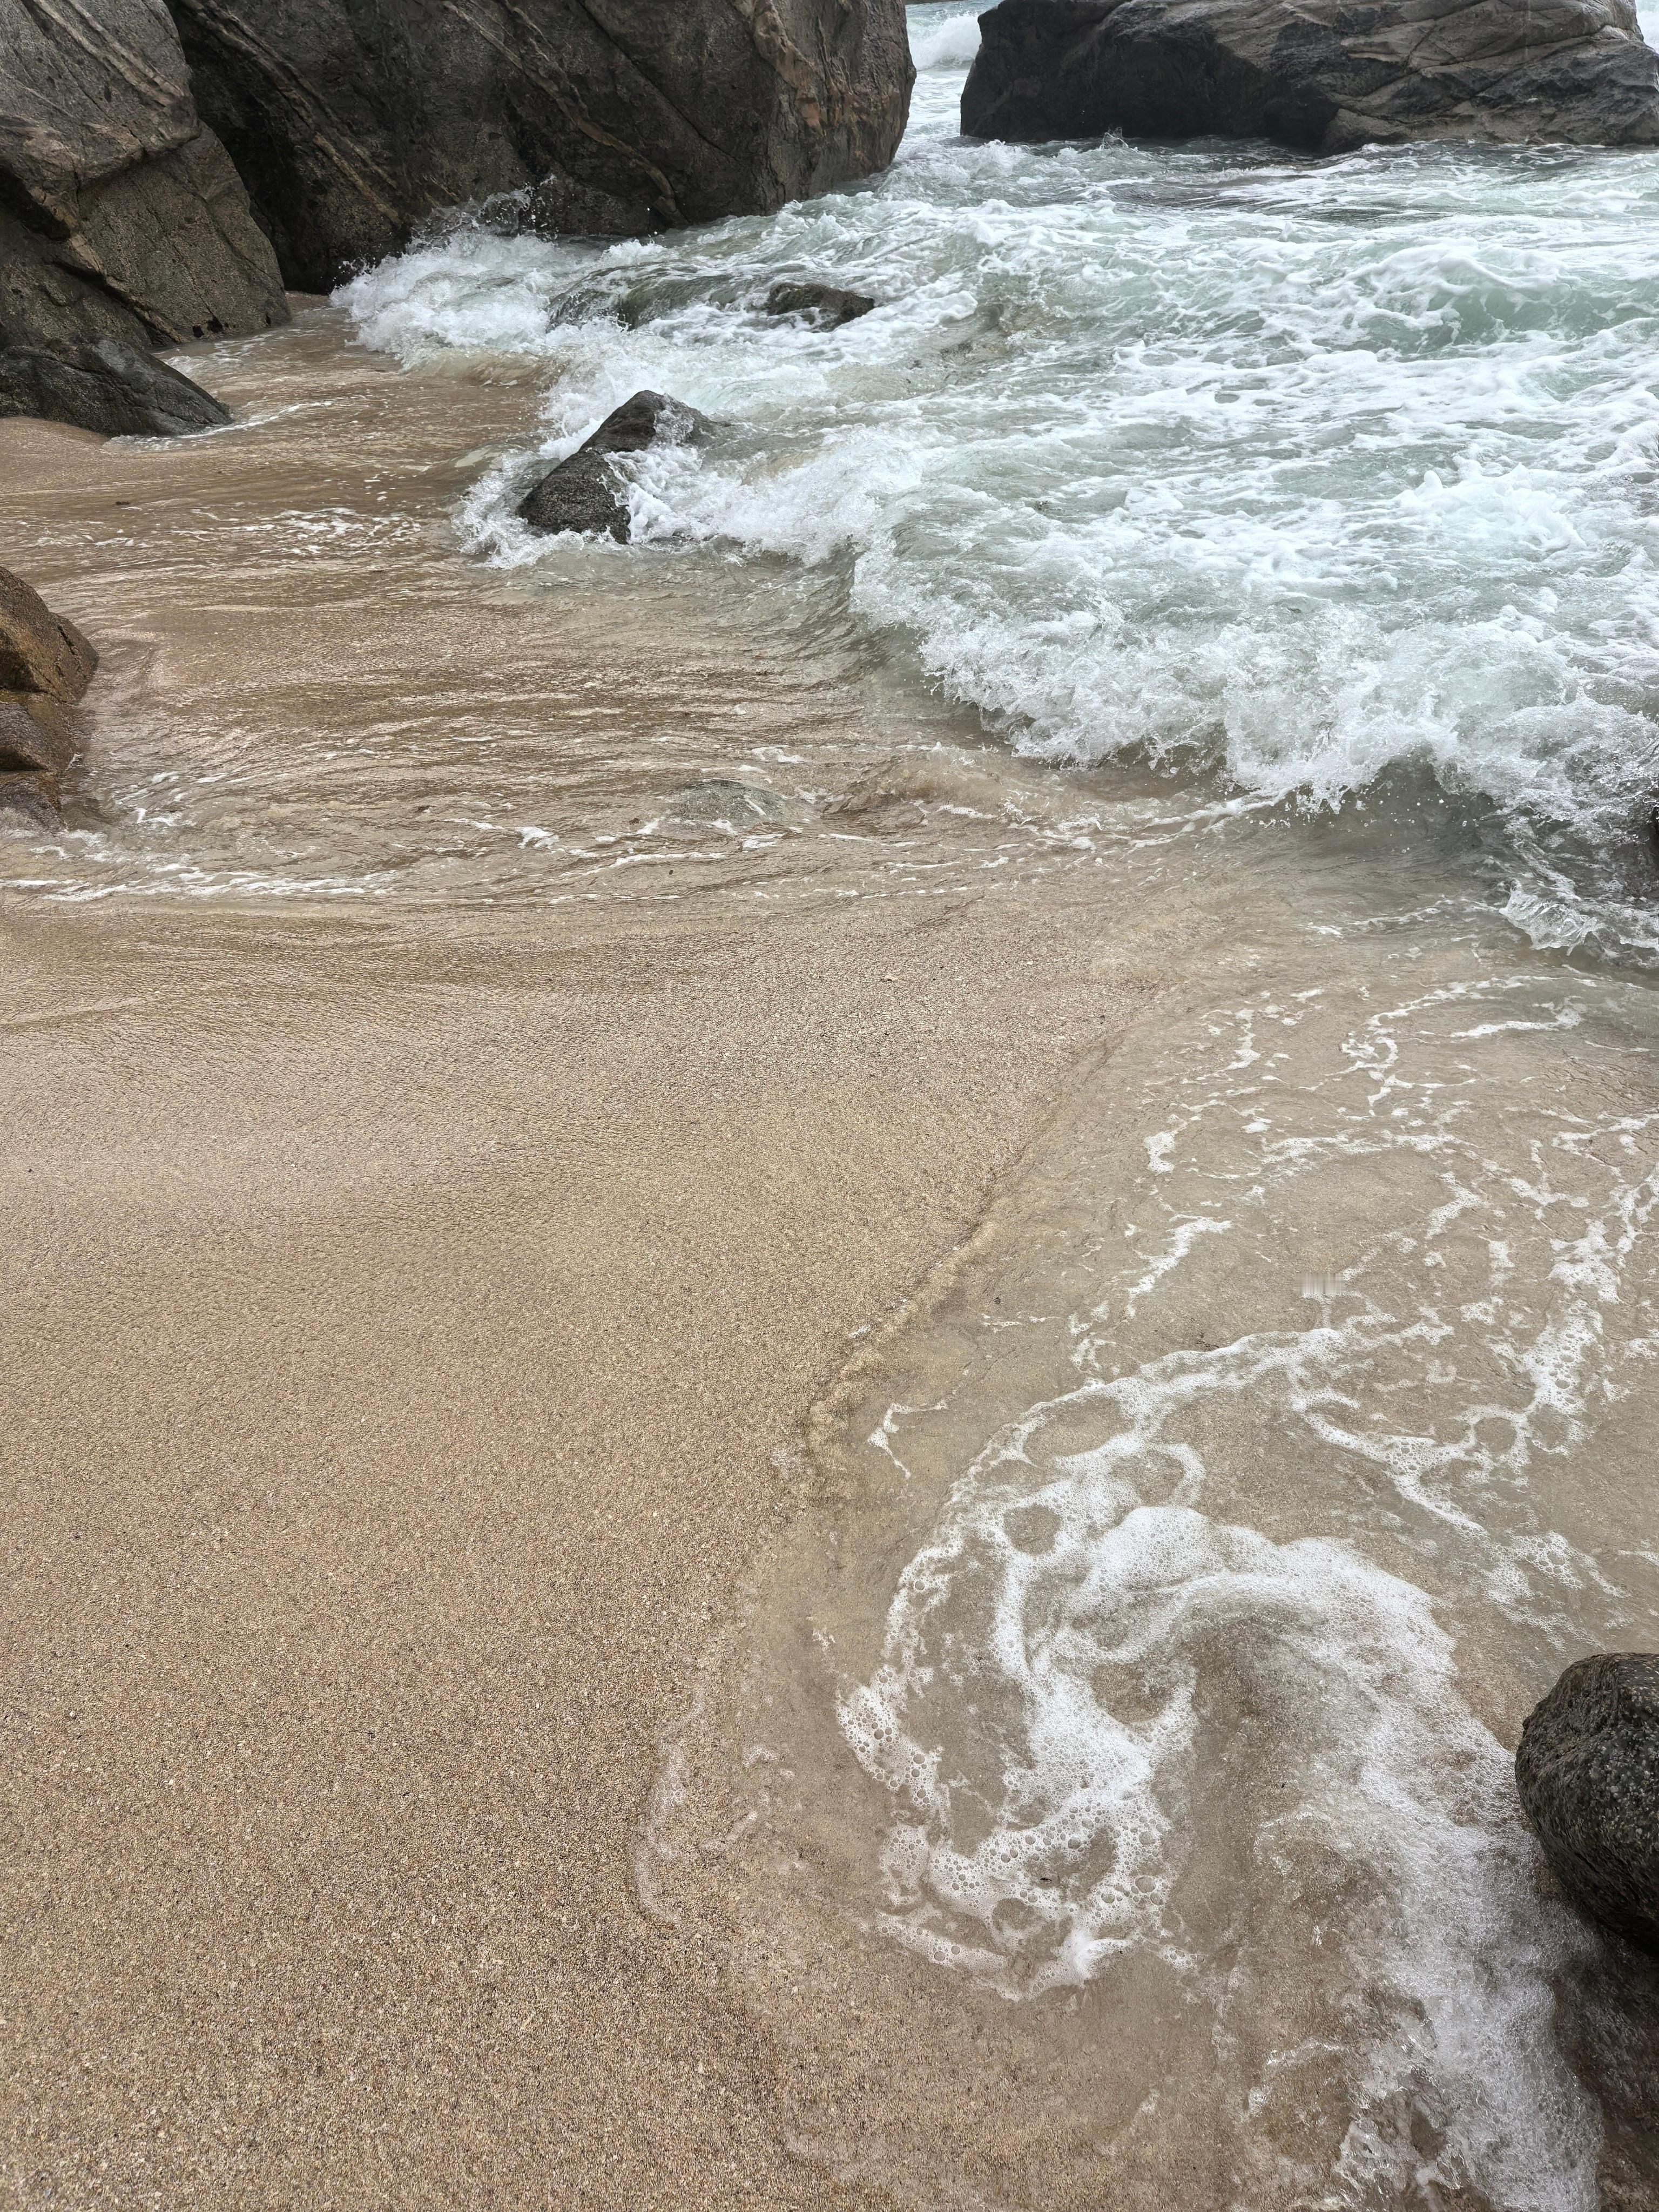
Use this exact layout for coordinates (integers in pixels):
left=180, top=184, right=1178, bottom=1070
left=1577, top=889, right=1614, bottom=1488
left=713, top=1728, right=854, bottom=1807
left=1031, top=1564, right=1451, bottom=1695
left=342, top=8, right=1659, bottom=954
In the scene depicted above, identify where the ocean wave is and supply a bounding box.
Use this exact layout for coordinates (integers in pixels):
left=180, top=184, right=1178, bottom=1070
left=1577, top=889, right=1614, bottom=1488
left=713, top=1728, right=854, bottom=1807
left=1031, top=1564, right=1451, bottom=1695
left=340, top=13, right=1659, bottom=923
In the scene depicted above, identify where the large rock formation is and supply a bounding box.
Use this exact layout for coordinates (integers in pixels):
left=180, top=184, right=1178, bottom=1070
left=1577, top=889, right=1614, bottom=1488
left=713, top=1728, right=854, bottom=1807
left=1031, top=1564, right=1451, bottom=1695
left=163, top=0, right=916, bottom=293
left=1516, top=1653, right=1659, bottom=1954
left=0, top=0, right=288, bottom=360
left=961, top=0, right=1659, bottom=153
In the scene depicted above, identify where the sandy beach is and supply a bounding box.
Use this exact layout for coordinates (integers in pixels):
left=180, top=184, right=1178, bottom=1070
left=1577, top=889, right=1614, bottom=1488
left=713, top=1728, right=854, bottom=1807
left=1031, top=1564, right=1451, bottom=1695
left=0, top=373, right=1145, bottom=2204
left=8, top=93, right=1659, bottom=2196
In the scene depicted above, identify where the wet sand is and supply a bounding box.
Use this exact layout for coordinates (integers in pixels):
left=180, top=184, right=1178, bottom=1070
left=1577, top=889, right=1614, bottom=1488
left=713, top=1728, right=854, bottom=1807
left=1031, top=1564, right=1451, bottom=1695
left=0, top=369, right=1145, bottom=2204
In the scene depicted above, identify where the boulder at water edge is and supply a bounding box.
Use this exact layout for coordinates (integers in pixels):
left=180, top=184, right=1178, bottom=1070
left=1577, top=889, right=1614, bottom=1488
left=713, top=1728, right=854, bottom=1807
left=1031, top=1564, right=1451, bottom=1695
left=517, top=392, right=714, bottom=544
left=0, top=340, right=232, bottom=439
left=0, top=564, right=99, bottom=820
left=961, top=0, right=1659, bottom=153
left=164, top=0, right=917, bottom=294
left=1516, top=1653, right=1659, bottom=1954
left=0, top=0, right=288, bottom=365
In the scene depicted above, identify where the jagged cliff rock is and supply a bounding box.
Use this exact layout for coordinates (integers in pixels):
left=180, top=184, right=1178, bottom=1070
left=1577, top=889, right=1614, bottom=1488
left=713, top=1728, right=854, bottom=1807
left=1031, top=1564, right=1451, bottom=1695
left=163, top=0, right=916, bottom=293
left=0, top=0, right=288, bottom=356
left=961, top=0, right=1659, bottom=154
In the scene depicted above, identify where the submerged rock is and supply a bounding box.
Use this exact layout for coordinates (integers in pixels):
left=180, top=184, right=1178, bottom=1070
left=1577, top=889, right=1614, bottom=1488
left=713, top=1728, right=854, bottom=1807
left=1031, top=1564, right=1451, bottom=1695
left=667, top=780, right=790, bottom=825
left=0, top=340, right=232, bottom=438
left=1516, top=1653, right=1659, bottom=1954
left=766, top=281, right=878, bottom=328
left=0, top=0, right=288, bottom=356
left=517, top=392, right=713, bottom=543
left=961, top=0, right=1659, bottom=154
left=165, top=0, right=916, bottom=293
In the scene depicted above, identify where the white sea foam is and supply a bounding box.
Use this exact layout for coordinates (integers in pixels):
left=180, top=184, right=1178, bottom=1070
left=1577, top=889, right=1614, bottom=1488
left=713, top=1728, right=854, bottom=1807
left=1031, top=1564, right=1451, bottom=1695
left=842, top=1496, right=1598, bottom=2207
left=908, top=4, right=983, bottom=71
left=343, top=79, right=1659, bottom=920
left=830, top=949, right=1659, bottom=2200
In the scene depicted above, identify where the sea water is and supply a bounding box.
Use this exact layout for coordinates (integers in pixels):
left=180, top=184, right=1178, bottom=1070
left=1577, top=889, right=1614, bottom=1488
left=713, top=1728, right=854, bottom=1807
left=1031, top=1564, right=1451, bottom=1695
left=335, top=10, right=1659, bottom=2203
left=342, top=1, right=1659, bottom=959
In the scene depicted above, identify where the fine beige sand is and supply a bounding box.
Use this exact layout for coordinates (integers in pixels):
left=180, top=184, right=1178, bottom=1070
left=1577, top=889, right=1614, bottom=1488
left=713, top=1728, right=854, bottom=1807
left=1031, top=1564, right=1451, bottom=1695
left=1, top=381, right=1144, bottom=2203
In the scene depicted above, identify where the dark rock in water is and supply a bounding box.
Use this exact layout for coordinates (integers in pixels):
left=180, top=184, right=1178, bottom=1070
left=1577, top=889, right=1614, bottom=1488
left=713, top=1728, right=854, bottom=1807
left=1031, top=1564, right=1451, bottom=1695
left=766, top=282, right=877, bottom=328
left=0, top=567, right=98, bottom=703
left=577, top=392, right=714, bottom=458
left=517, top=392, right=712, bottom=543
left=0, top=340, right=232, bottom=437
left=0, top=693, right=75, bottom=777
left=0, top=0, right=288, bottom=355
left=0, top=770, right=62, bottom=827
left=1516, top=1653, right=1659, bottom=1954
left=962, top=0, right=1659, bottom=153
left=165, top=0, right=916, bottom=294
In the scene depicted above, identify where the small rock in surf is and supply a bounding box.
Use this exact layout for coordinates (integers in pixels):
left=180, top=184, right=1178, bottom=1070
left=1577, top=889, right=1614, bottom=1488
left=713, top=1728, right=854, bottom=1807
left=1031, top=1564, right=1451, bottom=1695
left=516, top=391, right=713, bottom=543
left=765, top=281, right=877, bottom=327
left=962, top=0, right=1659, bottom=154
left=1516, top=1652, right=1659, bottom=1954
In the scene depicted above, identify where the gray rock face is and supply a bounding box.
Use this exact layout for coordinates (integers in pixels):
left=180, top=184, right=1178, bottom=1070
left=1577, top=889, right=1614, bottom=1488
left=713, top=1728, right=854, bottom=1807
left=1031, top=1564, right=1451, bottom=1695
left=0, top=0, right=288, bottom=356
left=962, top=0, right=1659, bottom=153
left=164, top=0, right=916, bottom=293
left=1516, top=1653, right=1659, bottom=1954
left=766, top=281, right=876, bottom=327
left=0, top=767, right=65, bottom=825
left=517, top=392, right=713, bottom=543
left=0, top=338, right=231, bottom=436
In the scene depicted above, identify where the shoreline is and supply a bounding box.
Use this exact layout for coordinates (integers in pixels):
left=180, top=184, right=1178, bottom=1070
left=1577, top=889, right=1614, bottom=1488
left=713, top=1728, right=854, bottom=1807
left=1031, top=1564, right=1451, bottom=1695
left=8, top=280, right=1658, bottom=2208
left=0, top=345, right=1146, bottom=2202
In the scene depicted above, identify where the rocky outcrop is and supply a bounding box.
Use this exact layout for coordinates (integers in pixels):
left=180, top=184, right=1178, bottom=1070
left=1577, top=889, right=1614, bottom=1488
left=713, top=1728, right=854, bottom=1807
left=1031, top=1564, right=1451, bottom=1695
left=961, top=0, right=1659, bottom=153
left=766, top=281, right=876, bottom=327
left=0, top=0, right=288, bottom=363
left=164, top=0, right=916, bottom=293
left=517, top=392, right=713, bottom=543
left=0, top=338, right=231, bottom=436
left=0, top=564, right=98, bottom=820
left=0, top=567, right=98, bottom=700
left=1517, top=1653, right=1659, bottom=1954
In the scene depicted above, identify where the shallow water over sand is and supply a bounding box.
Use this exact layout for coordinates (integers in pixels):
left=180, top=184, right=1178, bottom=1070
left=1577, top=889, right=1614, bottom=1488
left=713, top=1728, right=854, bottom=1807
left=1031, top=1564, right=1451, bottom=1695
left=3, top=8, right=1658, bottom=2203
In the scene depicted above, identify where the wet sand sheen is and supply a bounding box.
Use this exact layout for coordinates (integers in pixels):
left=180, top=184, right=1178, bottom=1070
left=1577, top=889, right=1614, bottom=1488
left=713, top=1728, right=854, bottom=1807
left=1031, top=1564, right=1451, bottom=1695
left=0, top=328, right=1152, bottom=2205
